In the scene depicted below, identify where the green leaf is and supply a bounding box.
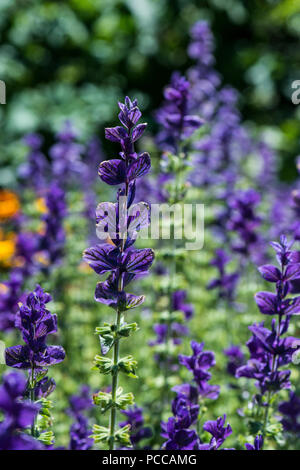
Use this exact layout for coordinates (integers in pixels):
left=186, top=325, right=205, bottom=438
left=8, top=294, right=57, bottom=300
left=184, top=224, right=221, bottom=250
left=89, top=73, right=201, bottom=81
left=93, top=387, right=134, bottom=412
left=114, top=424, right=132, bottom=447
left=95, top=324, right=112, bottom=336
left=118, top=355, right=138, bottom=378
left=37, top=431, right=55, bottom=445
left=90, top=425, right=110, bottom=444
left=93, top=390, right=113, bottom=412
left=115, top=388, right=135, bottom=409
left=36, top=398, right=54, bottom=432
left=118, top=322, right=139, bottom=337
left=92, top=355, right=113, bottom=374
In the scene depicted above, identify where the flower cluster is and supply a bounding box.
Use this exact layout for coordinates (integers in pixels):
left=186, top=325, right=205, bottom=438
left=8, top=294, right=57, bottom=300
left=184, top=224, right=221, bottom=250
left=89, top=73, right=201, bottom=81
left=207, top=249, right=239, bottom=304
left=4, top=285, right=65, bottom=445
left=84, top=97, right=154, bottom=450
left=5, top=285, right=65, bottom=372
left=68, top=385, right=93, bottom=450
left=223, top=345, right=245, bottom=377
left=161, top=387, right=200, bottom=450
left=172, top=290, right=194, bottom=320
left=156, top=72, right=203, bottom=153
left=38, top=184, right=67, bottom=268
left=0, top=372, right=43, bottom=450
left=50, top=121, right=84, bottom=184
left=19, top=133, right=48, bottom=191
left=145, top=72, right=202, bottom=413
left=227, top=189, right=262, bottom=263
left=278, top=392, right=300, bottom=435
left=179, top=341, right=220, bottom=400
left=0, top=270, right=24, bottom=331
left=150, top=290, right=193, bottom=350
left=187, top=21, right=219, bottom=121
left=199, top=415, right=233, bottom=450
left=236, top=236, right=300, bottom=442
left=119, top=406, right=152, bottom=449
left=161, top=341, right=232, bottom=450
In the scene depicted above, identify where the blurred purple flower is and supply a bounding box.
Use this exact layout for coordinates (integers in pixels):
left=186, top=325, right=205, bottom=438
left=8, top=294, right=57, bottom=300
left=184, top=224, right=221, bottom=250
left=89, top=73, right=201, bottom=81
left=119, top=406, right=152, bottom=448
left=0, top=372, right=43, bottom=450
left=223, top=345, right=245, bottom=377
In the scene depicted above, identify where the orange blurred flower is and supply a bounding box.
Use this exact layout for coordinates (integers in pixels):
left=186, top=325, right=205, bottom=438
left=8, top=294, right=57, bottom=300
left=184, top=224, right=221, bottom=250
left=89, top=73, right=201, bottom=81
left=0, top=231, right=16, bottom=267
left=0, top=190, right=20, bottom=220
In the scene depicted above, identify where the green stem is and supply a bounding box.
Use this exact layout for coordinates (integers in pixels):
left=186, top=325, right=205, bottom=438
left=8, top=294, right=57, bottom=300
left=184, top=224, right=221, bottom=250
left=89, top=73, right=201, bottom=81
left=108, top=181, right=128, bottom=450
left=163, top=157, right=183, bottom=403
left=109, top=308, right=122, bottom=450
left=261, top=312, right=283, bottom=448
left=262, top=390, right=271, bottom=444
left=30, top=366, right=36, bottom=437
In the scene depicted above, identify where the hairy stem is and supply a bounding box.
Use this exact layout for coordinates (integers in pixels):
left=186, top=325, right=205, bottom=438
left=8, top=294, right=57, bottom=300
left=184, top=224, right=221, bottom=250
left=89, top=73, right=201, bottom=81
left=109, top=181, right=128, bottom=450
left=30, top=365, right=36, bottom=437
left=109, top=308, right=122, bottom=450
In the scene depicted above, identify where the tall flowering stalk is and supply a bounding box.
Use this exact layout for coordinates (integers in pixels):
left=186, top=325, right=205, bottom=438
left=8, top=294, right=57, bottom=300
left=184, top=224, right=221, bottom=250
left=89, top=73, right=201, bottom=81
left=151, top=74, right=202, bottom=405
left=19, top=133, right=49, bottom=191
left=83, top=97, right=154, bottom=450
left=207, top=249, right=239, bottom=305
left=4, top=285, right=65, bottom=445
left=156, top=72, right=203, bottom=154
left=50, top=121, right=84, bottom=185
left=236, top=235, right=300, bottom=446
left=227, top=189, right=263, bottom=265
left=161, top=341, right=233, bottom=450
left=39, top=183, right=67, bottom=270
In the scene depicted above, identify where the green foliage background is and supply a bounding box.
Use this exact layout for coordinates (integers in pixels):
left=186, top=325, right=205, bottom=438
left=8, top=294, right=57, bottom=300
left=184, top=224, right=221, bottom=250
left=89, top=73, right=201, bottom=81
left=1, top=0, right=300, bottom=182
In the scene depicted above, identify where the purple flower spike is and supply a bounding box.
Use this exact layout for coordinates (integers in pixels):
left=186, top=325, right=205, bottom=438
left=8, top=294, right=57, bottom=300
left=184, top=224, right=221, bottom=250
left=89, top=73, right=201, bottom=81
left=19, top=133, right=48, bottom=191
left=68, top=386, right=93, bottom=450
left=279, top=392, right=300, bottom=434
left=237, top=235, right=300, bottom=446
left=84, top=97, right=153, bottom=450
left=162, top=340, right=231, bottom=451
left=119, top=406, right=152, bottom=448
left=172, top=290, right=194, bottom=320
left=161, top=417, right=200, bottom=450
left=5, top=285, right=65, bottom=371
left=179, top=341, right=219, bottom=400
left=156, top=72, right=203, bottom=153
left=207, top=249, right=239, bottom=303
left=202, top=415, right=232, bottom=450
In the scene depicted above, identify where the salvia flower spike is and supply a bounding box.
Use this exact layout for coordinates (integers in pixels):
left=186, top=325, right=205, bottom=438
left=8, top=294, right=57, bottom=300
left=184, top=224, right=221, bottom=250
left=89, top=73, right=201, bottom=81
left=162, top=341, right=232, bottom=450
left=5, top=285, right=65, bottom=443
left=83, top=97, right=154, bottom=450
left=149, top=74, right=201, bottom=411
left=236, top=235, right=300, bottom=447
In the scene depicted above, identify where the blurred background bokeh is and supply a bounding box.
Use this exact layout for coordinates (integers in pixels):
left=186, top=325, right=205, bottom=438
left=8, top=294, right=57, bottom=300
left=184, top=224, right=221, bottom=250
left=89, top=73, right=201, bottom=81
left=1, top=0, right=300, bottom=184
